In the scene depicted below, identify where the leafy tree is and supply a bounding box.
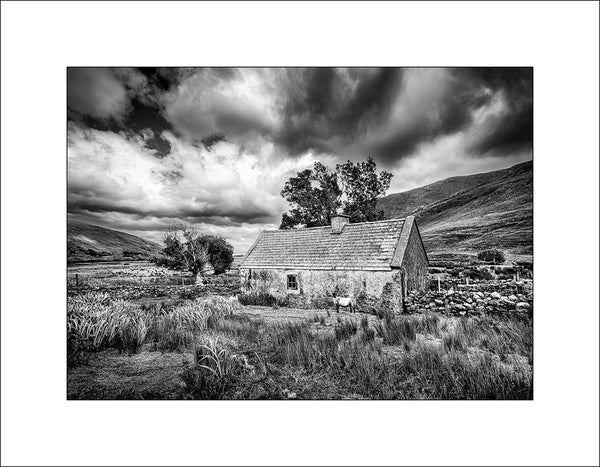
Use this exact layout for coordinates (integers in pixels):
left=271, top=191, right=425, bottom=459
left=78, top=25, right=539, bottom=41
left=280, top=157, right=392, bottom=229
left=202, top=235, right=234, bottom=274
left=337, top=157, right=393, bottom=224
left=477, top=248, right=506, bottom=264
left=280, top=161, right=342, bottom=229
left=156, top=223, right=234, bottom=282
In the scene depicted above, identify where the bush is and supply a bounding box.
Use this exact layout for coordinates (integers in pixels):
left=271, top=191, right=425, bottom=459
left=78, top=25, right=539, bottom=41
left=238, top=292, right=288, bottom=307
left=310, top=295, right=333, bottom=309
left=464, top=268, right=494, bottom=280
left=376, top=282, right=403, bottom=316
left=477, top=249, right=506, bottom=264
left=354, top=291, right=379, bottom=315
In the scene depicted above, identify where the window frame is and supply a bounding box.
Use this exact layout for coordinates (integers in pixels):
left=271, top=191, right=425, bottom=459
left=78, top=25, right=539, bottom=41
left=286, top=274, right=298, bottom=291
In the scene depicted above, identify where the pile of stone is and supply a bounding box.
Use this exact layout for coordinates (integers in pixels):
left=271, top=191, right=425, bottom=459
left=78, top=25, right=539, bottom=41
left=403, top=283, right=533, bottom=316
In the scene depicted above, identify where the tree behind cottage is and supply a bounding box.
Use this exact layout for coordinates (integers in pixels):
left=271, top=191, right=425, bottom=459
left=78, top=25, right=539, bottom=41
left=280, top=157, right=393, bottom=229
left=155, top=223, right=234, bottom=283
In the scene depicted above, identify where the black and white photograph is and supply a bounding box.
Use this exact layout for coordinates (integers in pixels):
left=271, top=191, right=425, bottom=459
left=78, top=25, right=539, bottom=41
left=2, top=2, right=598, bottom=466
left=66, top=66, right=534, bottom=400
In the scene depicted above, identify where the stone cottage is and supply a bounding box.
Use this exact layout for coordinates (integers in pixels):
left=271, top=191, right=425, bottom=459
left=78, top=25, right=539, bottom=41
left=239, top=215, right=429, bottom=309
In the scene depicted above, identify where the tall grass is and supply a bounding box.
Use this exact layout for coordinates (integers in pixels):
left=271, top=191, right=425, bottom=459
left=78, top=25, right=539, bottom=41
left=211, top=313, right=531, bottom=399
left=395, top=343, right=532, bottom=399
left=334, top=318, right=358, bottom=340
left=455, top=316, right=533, bottom=364
left=67, top=293, right=241, bottom=363
left=181, top=337, right=246, bottom=399
left=373, top=316, right=417, bottom=348
left=69, top=292, right=532, bottom=400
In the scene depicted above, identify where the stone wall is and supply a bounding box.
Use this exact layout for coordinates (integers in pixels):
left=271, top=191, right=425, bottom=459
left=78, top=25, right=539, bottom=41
left=404, top=280, right=533, bottom=316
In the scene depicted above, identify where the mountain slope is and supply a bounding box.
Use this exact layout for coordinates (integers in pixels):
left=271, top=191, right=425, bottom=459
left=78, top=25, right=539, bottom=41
left=68, top=221, right=161, bottom=262
left=378, top=161, right=532, bottom=261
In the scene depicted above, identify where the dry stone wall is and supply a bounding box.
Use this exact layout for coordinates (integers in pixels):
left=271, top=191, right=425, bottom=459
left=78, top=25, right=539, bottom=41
left=404, top=279, right=533, bottom=316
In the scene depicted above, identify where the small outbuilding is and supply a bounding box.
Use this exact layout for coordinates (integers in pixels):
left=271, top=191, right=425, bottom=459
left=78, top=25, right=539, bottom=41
left=239, top=215, right=429, bottom=310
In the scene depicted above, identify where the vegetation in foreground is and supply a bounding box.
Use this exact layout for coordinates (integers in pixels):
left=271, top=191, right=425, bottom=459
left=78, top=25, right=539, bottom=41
left=68, top=293, right=532, bottom=400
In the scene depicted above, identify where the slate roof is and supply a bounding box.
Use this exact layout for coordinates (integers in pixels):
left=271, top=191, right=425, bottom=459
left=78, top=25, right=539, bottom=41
left=240, top=216, right=419, bottom=271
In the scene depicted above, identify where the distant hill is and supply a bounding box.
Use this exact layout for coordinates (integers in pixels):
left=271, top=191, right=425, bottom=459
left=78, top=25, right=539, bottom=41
left=378, top=161, right=532, bottom=262
left=68, top=221, right=161, bottom=263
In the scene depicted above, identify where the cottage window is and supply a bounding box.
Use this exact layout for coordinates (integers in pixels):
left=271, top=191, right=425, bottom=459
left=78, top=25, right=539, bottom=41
left=287, top=274, right=298, bottom=290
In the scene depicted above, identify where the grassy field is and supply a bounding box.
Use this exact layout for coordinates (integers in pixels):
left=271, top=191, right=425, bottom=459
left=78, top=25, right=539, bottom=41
left=67, top=289, right=533, bottom=400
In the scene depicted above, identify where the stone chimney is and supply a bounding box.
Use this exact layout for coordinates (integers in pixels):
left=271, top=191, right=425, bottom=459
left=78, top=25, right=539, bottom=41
left=331, top=214, right=350, bottom=234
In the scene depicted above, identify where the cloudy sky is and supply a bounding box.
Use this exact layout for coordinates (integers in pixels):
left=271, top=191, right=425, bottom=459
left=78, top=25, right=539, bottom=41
left=67, top=67, right=532, bottom=253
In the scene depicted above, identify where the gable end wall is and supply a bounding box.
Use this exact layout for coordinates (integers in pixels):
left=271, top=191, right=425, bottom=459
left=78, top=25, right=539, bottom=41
left=399, top=225, right=429, bottom=292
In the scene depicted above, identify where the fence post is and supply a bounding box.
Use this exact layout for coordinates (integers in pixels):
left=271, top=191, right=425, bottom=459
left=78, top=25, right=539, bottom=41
left=466, top=276, right=470, bottom=286
left=76, top=273, right=79, bottom=287
left=437, top=277, right=441, bottom=292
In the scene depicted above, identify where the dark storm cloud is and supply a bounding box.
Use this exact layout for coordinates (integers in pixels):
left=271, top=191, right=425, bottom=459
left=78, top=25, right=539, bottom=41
left=368, top=68, right=532, bottom=164
left=68, top=68, right=175, bottom=158
left=462, top=68, right=533, bottom=157
left=67, top=196, right=278, bottom=225
left=270, top=67, right=532, bottom=165
left=275, top=68, right=402, bottom=156
left=67, top=68, right=130, bottom=121
left=68, top=67, right=533, bottom=165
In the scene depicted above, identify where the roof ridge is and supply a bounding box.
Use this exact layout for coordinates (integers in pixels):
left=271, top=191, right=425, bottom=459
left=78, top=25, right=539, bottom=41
left=345, top=217, right=406, bottom=226
left=263, top=225, right=331, bottom=233
left=263, top=217, right=406, bottom=233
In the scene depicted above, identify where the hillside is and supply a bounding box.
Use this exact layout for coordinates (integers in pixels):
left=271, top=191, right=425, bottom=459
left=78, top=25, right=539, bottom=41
left=68, top=221, right=161, bottom=263
left=378, top=161, right=532, bottom=262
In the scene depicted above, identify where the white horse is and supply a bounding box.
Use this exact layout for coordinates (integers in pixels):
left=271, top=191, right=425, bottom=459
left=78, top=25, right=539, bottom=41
left=333, top=295, right=355, bottom=313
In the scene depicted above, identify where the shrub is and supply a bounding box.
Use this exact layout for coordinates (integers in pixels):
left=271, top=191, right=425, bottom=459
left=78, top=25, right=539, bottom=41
left=477, top=249, right=506, bottom=264
left=376, top=283, right=403, bottom=317
left=464, top=268, right=494, bottom=280
left=354, top=291, right=379, bottom=315
left=238, top=291, right=289, bottom=307
left=310, top=296, right=333, bottom=309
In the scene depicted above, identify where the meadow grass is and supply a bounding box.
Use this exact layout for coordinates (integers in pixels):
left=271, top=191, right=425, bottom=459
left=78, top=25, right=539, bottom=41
left=67, top=293, right=240, bottom=363
left=68, top=293, right=532, bottom=400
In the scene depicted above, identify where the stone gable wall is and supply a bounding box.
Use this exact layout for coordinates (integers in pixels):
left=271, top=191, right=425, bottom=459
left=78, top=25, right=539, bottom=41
left=400, top=226, right=429, bottom=292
